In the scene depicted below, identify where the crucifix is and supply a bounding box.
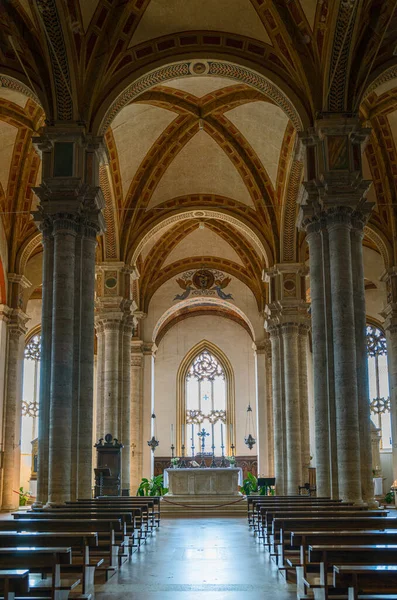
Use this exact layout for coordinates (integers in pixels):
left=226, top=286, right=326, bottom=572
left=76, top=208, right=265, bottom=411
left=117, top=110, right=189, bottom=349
left=197, top=428, right=210, bottom=467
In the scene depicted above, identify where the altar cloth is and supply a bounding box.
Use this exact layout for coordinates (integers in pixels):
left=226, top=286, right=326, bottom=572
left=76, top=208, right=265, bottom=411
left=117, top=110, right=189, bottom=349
left=164, top=467, right=242, bottom=495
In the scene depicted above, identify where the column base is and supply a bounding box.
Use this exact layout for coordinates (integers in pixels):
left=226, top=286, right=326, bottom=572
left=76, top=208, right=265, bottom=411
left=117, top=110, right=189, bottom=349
left=44, top=501, right=68, bottom=508
left=31, top=501, right=43, bottom=509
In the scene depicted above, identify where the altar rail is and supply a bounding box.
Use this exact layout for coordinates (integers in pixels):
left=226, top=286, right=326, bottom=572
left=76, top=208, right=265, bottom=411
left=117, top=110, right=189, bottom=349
left=154, top=456, right=258, bottom=481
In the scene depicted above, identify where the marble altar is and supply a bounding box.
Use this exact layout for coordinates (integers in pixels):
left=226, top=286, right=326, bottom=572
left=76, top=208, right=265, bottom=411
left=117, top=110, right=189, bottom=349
left=164, top=467, right=242, bottom=496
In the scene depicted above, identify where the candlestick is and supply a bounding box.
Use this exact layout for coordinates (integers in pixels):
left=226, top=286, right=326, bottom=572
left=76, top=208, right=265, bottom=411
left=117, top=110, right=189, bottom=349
left=220, top=423, right=227, bottom=467
left=210, top=423, right=216, bottom=468
left=191, top=423, right=195, bottom=457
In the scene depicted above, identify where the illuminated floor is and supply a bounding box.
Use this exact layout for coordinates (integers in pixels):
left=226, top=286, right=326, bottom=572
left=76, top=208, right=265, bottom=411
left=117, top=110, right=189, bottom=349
left=95, top=517, right=296, bottom=599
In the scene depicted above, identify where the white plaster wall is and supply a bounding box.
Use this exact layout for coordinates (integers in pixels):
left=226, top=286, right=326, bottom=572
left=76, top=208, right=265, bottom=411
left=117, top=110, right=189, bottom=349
left=143, top=275, right=263, bottom=342
left=151, top=315, right=257, bottom=465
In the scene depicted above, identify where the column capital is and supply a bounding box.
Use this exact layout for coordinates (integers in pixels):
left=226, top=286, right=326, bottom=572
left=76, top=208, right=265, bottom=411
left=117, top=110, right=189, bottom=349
left=32, top=125, right=106, bottom=235
left=264, top=262, right=310, bottom=329
left=8, top=308, right=29, bottom=338
left=298, top=115, right=373, bottom=228
left=253, top=336, right=271, bottom=355
left=142, top=341, right=157, bottom=358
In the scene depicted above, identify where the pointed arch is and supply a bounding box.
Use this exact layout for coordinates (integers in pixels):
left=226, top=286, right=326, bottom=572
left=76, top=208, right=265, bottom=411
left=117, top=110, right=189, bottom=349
left=176, top=339, right=235, bottom=455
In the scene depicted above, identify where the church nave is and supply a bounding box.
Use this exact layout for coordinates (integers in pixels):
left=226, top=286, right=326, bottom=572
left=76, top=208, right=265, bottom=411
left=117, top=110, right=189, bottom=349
left=95, top=517, right=295, bottom=600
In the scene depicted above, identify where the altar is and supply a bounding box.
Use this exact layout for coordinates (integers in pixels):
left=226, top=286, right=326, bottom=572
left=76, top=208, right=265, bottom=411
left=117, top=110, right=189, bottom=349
left=164, top=467, right=242, bottom=496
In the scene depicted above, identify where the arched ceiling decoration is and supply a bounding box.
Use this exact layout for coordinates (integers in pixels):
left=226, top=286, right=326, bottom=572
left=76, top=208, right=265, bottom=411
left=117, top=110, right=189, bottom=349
left=0, top=0, right=396, bottom=333
left=152, top=296, right=256, bottom=344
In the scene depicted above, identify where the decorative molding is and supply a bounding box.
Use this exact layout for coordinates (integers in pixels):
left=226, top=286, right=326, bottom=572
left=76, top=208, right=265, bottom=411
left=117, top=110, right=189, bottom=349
left=100, top=60, right=303, bottom=134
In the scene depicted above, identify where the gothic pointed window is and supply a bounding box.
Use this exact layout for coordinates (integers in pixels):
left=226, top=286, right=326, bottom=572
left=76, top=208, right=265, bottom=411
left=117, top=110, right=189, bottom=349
left=21, top=333, right=41, bottom=487
left=366, top=325, right=391, bottom=449
left=185, top=350, right=227, bottom=456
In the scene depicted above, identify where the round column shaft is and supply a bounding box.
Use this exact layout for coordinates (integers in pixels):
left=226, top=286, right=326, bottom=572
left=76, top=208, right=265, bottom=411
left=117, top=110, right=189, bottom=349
left=130, top=351, right=143, bottom=493
left=77, top=230, right=97, bottom=498
left=48, top=217, right=77, bottom=505
left=120, top=320, right=132, bottom=491
left=282, top=324, right=302, bottom=494
left=95, top=321, right=105, bottom=441
left=2, top=320, right=25, bottom=510
left=298, top=325, right=311, bottom=484
left=306, top=221, right=331, bottom=497
left=351, top=217, right=374, bottom=505
left=269, top=327, right=285, bottom=494
left=35, top=226, right=53, bottom=506
left=103, top=321, right=120, bottom=436
left=327, top=208, right=362, bottom=503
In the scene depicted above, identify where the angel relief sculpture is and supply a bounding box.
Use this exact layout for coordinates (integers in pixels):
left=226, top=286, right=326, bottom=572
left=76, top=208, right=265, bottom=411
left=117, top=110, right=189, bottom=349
left=174, top=269, right=233, bottom=301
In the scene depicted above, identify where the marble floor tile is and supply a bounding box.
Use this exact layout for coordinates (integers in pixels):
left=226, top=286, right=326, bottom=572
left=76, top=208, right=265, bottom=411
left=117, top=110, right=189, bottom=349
left=95, top=517, right=296, bottom=599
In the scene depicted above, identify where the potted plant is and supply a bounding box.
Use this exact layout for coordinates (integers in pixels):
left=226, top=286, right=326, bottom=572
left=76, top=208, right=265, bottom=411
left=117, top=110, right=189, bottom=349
left=136, top=475, right=168, bottom=496
left=226, top=456, right=236, bottom=466
left=170, top=457, right=179, bottom=468
left=17, top=487, right=32, bottom=507
left=240, top=472, right=258, bottom=495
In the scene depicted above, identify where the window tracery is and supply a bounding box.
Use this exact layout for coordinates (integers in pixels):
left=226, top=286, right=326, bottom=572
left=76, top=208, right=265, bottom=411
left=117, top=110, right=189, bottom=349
left=185, top=349, right=227, bottom=455
left=366, top=325, right=391, bottom=449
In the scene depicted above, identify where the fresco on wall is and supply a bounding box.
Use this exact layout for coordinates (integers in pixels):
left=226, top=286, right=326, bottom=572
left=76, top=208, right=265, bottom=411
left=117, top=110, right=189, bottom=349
left=174, top=269, right=233, bottom=301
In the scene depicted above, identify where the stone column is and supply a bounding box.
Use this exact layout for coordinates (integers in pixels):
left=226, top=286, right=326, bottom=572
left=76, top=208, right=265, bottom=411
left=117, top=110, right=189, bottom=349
left=1, top=310, right=28, bottom=510
left=282, top=324, right=302, bottom=494
left=255, top=340, right=271, bottom=477
left=33, top=127, right=105, bottom=505
left=268, top=327, right=286, bottom=494
left=95, top=320, right=105, bottom=441
left=351, top=213, right=375, bottom=505
left=304, top=221, right=331, bottom=497
left=120, top=316, right=133, bottom=491
left=264, top=339, right=274, bottom=476
left=265, top=263, right=310, bottom=494
left=77, top=227, right=98, bottom=498
left=131, top=339, right=144, bottom=492
left=35, top=224, right=53, bottom=506
left=48, top=215, right=78, bottom=505
left=298, top=116, right=372, bottom=504
left=102, top=319, right=121, bottom=437
left=327, top=207, right=362, bottom=503
left=298, top=325, right=311, bottom=484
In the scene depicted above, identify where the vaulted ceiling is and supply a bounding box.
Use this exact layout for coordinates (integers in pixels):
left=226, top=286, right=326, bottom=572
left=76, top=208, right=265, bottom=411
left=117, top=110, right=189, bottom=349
left=1, top=0, right=397, bottom=315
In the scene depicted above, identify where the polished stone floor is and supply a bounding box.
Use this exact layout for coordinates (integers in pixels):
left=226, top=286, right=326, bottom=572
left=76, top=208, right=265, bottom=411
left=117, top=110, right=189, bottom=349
left=95, top=517, right=296, bottom=599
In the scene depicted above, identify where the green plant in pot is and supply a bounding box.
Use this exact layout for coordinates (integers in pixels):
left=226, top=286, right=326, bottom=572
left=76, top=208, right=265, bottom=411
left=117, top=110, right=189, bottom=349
left=136, top=475, right=168, bottom=496
left=240, top=472, right=257, bottom=495
left=18, top=487, right=32, bottom=506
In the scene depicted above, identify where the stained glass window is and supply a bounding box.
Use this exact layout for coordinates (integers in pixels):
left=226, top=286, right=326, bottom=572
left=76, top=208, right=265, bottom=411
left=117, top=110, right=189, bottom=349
left=185, top=350, right=226, bottom=456
left=366, top=325, right=391, bottom=449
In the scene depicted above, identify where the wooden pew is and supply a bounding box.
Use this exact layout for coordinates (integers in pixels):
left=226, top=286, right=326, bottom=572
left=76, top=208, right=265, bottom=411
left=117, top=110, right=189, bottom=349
left=248, top=496, right=334, bottom=521
left=1, top=519, right=123, bottom=578
left=62, top=502, right=149, bottom=543
left=252, top=502, right=351, bottom=535
left=306, top=545, right=397, bottom=600
left=260, top=507, right=381, bottom=541
left=0, top=532, right=99, bottom=595
left=285, top=530, right=397, bottom=585
left=0, top=570, right=29, bottom=600
left=248, top=496, right=335, bottom=527
left=94, top=496, right=161, bottom=527
left=333, top=564, right=397, bottom=600
left=0, top=547, right=78, bottom=600
left=268, top=511, right=388, bottom=551
left=26, top=508, right=141, bottom=550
